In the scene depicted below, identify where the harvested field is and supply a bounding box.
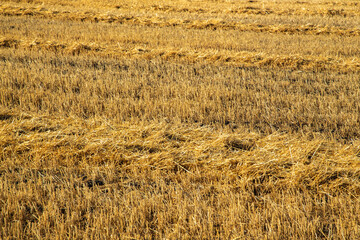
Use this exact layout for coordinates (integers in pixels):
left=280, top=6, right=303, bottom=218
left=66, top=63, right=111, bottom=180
left=0, top=0, right=360, bottom=239
left=1, top=5, right=360, bottom=36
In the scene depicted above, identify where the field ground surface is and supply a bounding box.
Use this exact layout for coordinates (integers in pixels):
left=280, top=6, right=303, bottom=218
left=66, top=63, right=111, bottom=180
left=1, top=0, right=360, bottom=239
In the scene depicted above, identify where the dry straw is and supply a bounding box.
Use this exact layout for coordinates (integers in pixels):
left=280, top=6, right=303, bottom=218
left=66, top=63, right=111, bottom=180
left=1, top=0, right=360, bottom=238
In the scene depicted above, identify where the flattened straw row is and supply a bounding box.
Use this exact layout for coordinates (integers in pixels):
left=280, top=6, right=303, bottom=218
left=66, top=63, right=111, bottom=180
left=123, top=4, right=360, bottom=17
left=1, top=6, right=360, bottom=37
left=1, top=114, right=360, bottom=195
left=1, top=37, right=359, bottom=72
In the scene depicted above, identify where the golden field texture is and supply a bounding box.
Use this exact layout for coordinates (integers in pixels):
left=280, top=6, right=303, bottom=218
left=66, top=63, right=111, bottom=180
left=0, top=0, right=360, bottom=239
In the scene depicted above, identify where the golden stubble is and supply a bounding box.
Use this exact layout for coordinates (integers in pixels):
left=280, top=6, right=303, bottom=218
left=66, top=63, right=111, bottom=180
left=1, top=0, right=360, bottom=238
